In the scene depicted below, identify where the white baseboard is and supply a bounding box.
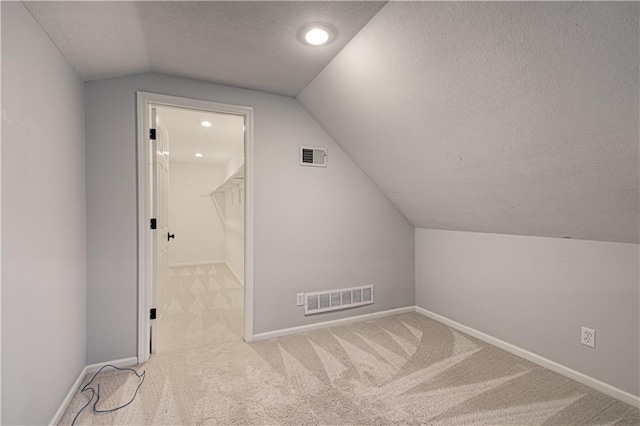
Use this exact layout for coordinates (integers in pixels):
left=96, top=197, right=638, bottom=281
left=84, top=356, right=139, bottom=374
left=252, top=306, right=415, bottom=341
left=414, top=306, right=640, bottom=408
left=50, top=366, right=87, bottom=426
left=168, top=260, right=224, bottom=268
left=49, top=357, right=138, bottom=426
left=225, top=262, right=244, bottom=286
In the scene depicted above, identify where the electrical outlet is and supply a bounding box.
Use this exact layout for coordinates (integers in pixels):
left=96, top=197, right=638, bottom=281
left=296, top=293, right=305, bottom=306
left=581, top=327, right=595, bottom=348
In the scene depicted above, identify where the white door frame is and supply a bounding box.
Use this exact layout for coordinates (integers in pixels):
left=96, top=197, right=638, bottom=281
left=136, top=91, right=255, bottom=364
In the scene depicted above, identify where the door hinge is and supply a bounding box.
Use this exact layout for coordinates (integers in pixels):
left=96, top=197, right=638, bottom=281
left=149, top=129, right=156, bottom=140
left=150, top=218, right=157, bottom=230
left=150, top=308, right=157, bottom=320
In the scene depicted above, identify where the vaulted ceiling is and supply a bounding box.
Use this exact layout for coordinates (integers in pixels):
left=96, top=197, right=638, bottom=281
left=24, top=1, right=385, bottom=96
left=24, top=1, right=639, bottom=243
left=298, top=2, right=639, bottom=243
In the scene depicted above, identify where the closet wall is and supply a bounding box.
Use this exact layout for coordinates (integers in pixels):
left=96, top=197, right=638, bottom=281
left=221, top=171, right=245, bottom=283
left=168, top=162, right=226, bottom=265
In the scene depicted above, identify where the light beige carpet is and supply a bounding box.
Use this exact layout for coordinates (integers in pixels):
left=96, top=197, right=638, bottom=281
left=60, top=264, right=639, bottom=425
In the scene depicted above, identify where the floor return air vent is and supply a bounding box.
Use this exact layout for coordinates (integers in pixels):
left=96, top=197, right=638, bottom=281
left=304, top=285, right=373, bottom=315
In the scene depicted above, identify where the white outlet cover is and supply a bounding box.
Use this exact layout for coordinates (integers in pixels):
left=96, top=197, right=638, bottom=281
left=296, top=293, right=305, bottom=306
left=581, top=326, right=595, bottom=348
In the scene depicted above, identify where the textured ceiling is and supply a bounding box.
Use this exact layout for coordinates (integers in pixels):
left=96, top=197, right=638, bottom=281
left=299, top=2, right=639, bottom=243
left=22, top=1, right=640, bottom=242
left=24, top=1, right=385, bottom=96
left=157, top=107, right=244, bottom=165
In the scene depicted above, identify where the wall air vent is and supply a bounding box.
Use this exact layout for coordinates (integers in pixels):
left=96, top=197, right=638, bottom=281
left=304, top=285, right=373, bottom=315
left=300, top=146, right=327, bottom=167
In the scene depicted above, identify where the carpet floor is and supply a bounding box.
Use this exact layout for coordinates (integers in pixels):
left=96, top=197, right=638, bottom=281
left=60, top=264, right=639, bottom=425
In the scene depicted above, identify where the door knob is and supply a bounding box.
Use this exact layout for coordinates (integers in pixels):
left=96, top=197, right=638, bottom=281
left=168, top=232, right=175, bottom=241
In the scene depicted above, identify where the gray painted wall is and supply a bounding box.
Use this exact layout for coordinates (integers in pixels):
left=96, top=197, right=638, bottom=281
left=299, top=2, right=639, bottom=243
left=85, top=73, right=414, bottom=363
left=1, top=3, right=86, bottom=424
left=415, top=228, right=639, bottom=396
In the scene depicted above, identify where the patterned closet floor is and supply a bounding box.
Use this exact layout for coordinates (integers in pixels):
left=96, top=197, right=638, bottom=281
left=158, top=263, right=245, bottom=351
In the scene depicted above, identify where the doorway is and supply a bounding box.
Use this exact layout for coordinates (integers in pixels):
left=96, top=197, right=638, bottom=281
left=136, top=92, right=254, bottom=363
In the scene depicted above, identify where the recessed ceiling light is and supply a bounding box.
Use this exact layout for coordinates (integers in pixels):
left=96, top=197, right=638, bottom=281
left=299, top=24, right=335, bottom=46
left=194, top=153, right=203, bottom=158
left=201, top=121, right=212, bottom=127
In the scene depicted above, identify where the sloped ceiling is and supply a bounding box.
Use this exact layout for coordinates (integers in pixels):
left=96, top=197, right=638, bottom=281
left=21, top=1, right=640, bottom=243
left=24, top=1, right=385, bottom=96
left=299, top=2, right=639, bottom=243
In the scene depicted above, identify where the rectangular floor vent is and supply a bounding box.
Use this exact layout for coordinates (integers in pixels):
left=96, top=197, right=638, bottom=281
left=304, top=285, right=373, bottom=315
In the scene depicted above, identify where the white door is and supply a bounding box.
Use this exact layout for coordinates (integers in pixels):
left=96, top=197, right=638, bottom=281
left=151, top=107, right=171, bottom=354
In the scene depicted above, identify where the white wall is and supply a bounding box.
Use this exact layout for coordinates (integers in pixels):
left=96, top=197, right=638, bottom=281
left=85, top=73, right=414, bottom=363
left=221, top=145, right=244, bottom=282
left=168, top=161, right=226, bottom=265
left=223, top=182, right=244, bottom=283
left=225, top=144, right=244, bottom=181
left=1, top=3, right=86, bottom=424
left=415, top=228, right=639, bottom=396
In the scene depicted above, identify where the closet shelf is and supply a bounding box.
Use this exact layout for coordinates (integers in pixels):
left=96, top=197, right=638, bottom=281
left=210, top=166, right=244, bottom=196
left=206, top=166, right=245, bottom=219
